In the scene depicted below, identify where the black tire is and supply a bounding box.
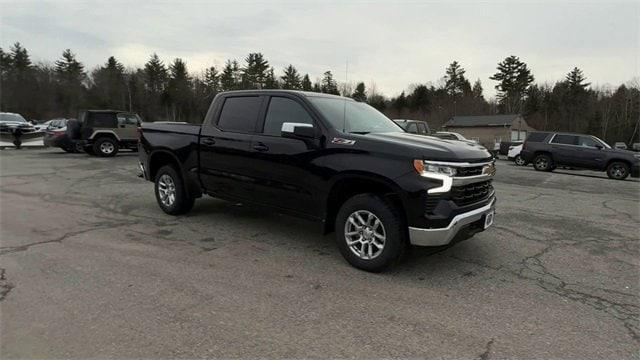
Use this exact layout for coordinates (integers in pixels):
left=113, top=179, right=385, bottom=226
left=74, top=142, right=84, bottom=153
left=84, top=146, right=95, bottom=155
left=533, top=154, right=553, bottom=172
left=335, top=193, right=407, bottom=272
left=514, top=155, right=526, bottom=166
left=62, top=146, right=75, bottom=153
left=154, top=165, right=195, bottom=215
left=93, top=137, right=119, bottom=157
left=607, top=161, right=629, bottom=180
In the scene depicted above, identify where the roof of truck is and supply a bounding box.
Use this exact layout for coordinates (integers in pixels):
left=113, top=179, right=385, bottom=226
left=219, top=89, right=352, bottom=100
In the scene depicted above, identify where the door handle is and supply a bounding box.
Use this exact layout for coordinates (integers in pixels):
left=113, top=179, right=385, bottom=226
left=253, top=143, right=269, bottom=152
left=202, top=138, right=216, bottom=146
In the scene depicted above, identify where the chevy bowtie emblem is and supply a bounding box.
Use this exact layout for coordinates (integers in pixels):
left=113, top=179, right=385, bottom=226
left=482, top=163, right=496, bottom=176
left=332, top=138, right=356, bottom=145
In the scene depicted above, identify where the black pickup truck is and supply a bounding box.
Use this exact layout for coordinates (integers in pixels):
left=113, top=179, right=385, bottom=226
left=138, top=90, right=496, bottom=271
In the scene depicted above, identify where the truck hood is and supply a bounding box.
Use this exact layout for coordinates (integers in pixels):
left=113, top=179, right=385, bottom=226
left=364, top=132, right=493, bottom=162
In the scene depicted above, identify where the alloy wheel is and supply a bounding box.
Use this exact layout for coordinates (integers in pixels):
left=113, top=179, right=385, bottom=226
left=100, top=141, right=115, bottom=154
left=344, top=210, right=386, bottom=260
left=158, top=174, right=176, bottom=207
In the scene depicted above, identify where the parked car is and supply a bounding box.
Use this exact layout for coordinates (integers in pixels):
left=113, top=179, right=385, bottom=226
left=138, top=90, right=496, bottom=272
left=67, top=110, right=141, bottom=157
left=507, top=144, right=526, bottom=166
left=393, top=119, right=430, bottom=135
left=43, top=119, right=83, bottom=153
left=500, top=140, right=522, bottom=156
left=520, top=131, right=640, bottom=180
left=0, top=112, right=43, bottom=148
left=614, top=142, right=627, bottom=150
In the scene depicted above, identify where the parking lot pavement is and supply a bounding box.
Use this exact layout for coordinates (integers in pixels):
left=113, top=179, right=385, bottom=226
left=1, top=148, right=638, bottom=359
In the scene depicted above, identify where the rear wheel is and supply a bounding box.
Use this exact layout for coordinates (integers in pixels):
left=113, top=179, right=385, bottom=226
left=607, top=162, right=629, bottom=180
left=154, top=165, right=195, bottom=215
left=514, top=155, right=526, bottom=166
left=335, top=194, right=406, bottom=272
left=93, top=137, right=119, bottom=157
left=533, top=154, right=553, bottom=172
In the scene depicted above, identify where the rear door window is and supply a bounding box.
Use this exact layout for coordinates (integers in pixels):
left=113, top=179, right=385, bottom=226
left=91, top=113, right=117, bottom=128
left=262, top=97, right=314, bottom=136
left=406, top=123, right=418, bottom=134
left=217, top=96, right=262, bottom=133
left=579, top=136, right=599, bottom=148
left=527, top=132, right=549, bottom=142
left=551, top=134, right=578, bottom=145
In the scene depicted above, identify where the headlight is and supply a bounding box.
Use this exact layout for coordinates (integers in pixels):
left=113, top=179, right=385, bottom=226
left=413, top=160, right=456, bottom=176
left=413, top=160, right=454, bottom=194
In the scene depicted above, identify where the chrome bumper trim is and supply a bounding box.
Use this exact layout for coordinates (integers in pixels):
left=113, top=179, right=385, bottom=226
left=408, top=198, right=496, bottom=247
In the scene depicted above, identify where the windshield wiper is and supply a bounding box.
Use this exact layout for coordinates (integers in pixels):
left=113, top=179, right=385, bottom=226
left=349, top=131, right=370, bottom=135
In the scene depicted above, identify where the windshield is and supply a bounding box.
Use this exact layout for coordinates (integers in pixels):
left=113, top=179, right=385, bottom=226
left=0, top=113, right=27, bottom=123
left=308, top=97, right=402, bottom=134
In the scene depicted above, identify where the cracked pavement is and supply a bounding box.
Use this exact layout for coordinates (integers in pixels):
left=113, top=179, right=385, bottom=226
left=1, top=148, right=639, bottom=359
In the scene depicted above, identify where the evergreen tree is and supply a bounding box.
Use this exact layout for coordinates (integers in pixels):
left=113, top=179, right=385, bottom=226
left=167, top=58, right=192, bottom=121
left=471, top=79, right=484, bottom=99
left=321, top=71, right=339, bottom=95
left=490, top=55, right=534, bottom=113
left=220, top=60, right=239, bottom=91
left=203, top=66, right=220, bottom=94
left=352, top=82, right=367, bottom=102
left=264, top=67, right=279, bottom=89
left=444, top=61, right=467, bottom=97
left=566, top=67, right=590, bottom=90
left=393, top=91, right=407, bottom=111
left=143, top=53, right=168, bottom=94
left=408, top=85, right=430, bottom=114
left=90, top=56, right=126, bottom=109
left=54, top=49, right=86, bottom=116
left=281, top=65, right=301, bottom=90
left=241, top=53, right=269, bottom=89
left=301, top=74, right=313, bottom=91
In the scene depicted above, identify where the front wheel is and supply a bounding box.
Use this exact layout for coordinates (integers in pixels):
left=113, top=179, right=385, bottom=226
left=533, top=154, right=553, bottom=172
left=154, top=165, right=195, bottom=215
left=335, top=194, right=406, bottom=272
left=514, top=155, right=526, bottom=166
left=607, top=162, right=629, bottom=180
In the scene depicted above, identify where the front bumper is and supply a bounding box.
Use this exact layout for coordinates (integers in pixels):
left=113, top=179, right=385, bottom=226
left=409, top=197, right=496, bottom=246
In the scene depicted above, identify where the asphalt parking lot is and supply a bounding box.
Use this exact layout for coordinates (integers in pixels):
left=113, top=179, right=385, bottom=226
left=1, top=148, right=638, bottom=359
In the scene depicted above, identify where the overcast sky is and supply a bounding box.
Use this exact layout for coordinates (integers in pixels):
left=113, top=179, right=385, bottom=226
left=1, top=0, right=638, bottom=98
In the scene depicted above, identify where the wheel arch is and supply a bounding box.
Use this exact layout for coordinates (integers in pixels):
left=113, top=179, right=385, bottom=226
left=323, top=172, right=406, bottom=234
left=148, top=149, right=202, bottom=198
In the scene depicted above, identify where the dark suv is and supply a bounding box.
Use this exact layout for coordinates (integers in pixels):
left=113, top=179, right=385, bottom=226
left=521, top=131, right=640, bottom=180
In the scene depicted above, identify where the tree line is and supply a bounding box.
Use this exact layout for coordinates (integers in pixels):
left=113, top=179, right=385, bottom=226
left=1, top=43, right=638, bottom=144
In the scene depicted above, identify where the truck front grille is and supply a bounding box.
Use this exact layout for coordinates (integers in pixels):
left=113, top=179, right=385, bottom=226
left=455, top=166, right=484, bottom=177
left=451, top=180, right=493, bottom=206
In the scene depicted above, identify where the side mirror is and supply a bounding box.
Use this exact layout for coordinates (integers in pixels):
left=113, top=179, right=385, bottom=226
left=281, top=122, right=316, bottom=139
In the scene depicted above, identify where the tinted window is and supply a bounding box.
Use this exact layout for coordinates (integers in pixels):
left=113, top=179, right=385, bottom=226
left=551, top=134, right=578, bottom=145
left=526, top=132, right=549, bottom=142
left=218, top=96, right=262, bottom=133
left=579, top=136, right=599, bottom=148
left=308, top=97, right=401, bottom=134
left=406, top=123, right=418, bottom=134
left=263, top=97, right=314, bottom=136
left=91, top=113, right=117, bottom=127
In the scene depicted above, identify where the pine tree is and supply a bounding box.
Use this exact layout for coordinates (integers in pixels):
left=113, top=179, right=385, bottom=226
left=91, top=56, right=126, bottom=108
left=352, top=82, right=367, bottom=102
left=143, top=53, right=168, bottom=94
left=241, top=53, right=269, bottom=89
left=566, top=67, right=590, bottom=91
left=321, top=71, right=339, bottom=95
left=10, top=42, right=31, bottom=70
left=54, top=49, right=86, bottom=115
left=490, top=55, right=534, bottom=114
left=393, top=91, right=407, bottom=111
left=301, top=74, right=313, bottom=91
left=281, top=65, right=301, bottom=90
left=264, top=67, right=279, bottom=89
left=220, top=60, right=239, bottom=91
left=167, top=58, right=192, bottom=121
left=203, top=66, right=220, bottom=93
left=471, top=79, right=484, bottom=99
left=444, top=61, right=467, bottom=97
